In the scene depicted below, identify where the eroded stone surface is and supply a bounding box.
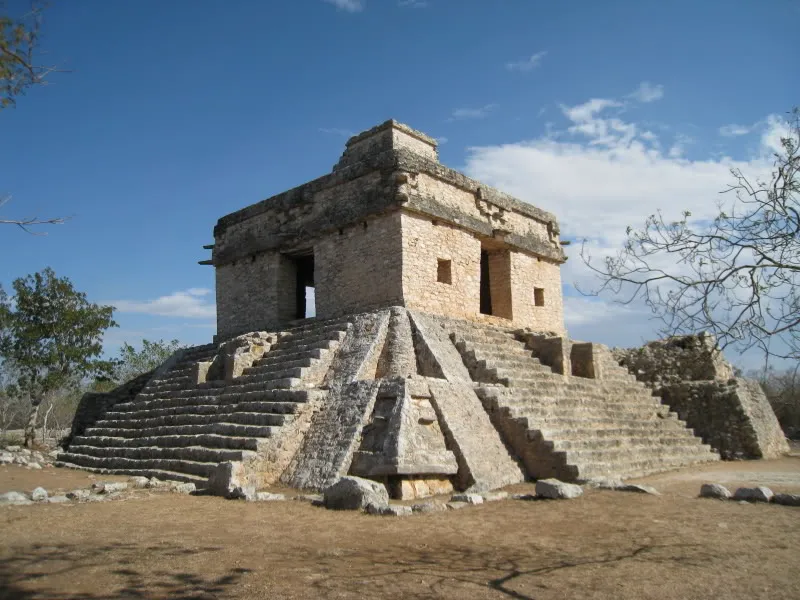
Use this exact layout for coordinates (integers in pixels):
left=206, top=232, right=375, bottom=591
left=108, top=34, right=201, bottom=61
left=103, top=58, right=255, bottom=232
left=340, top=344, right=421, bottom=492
left=31, top=487, right=48, bottom=501
left=772, top=493, right=800, bottom=507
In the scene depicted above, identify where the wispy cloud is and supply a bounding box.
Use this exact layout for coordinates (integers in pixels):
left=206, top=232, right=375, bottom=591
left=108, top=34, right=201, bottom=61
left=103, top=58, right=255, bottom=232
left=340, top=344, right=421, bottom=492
left=436, top=136, right=448, bottom=145
left=319, top=127, right=355, bottom=137
left=719, top=123, right=753, bottom=137
left=506, top=51, right=548, bottom=72
left=323, top=0, right=364, bottom=12
left=111, top=288, right=216, bottom=319
left=448, top=103, right=497, bottom=121
left=398, top=0, right=428, bottom=7
left=628, top=81, right=664, bottom=103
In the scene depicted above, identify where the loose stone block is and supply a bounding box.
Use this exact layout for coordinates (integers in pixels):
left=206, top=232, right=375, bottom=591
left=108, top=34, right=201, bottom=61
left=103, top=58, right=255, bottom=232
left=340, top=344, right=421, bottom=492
left=535, top=479, right=583, bottom=500
left=0, top=491, right=31, bottom=505
left=324, top=476, right=389, bottom=511
left=772, top=493, right=800, bottom=507
left=450, top=493, right=484, bottom=505
left=31, top=487, right=48, bottom=501
left=732, top=486, right=774, bottom=503
left=699, top=483, right=732, bottom=500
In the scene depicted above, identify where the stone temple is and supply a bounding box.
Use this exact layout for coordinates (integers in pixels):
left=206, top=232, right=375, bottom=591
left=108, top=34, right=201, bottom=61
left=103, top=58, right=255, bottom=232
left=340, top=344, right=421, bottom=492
left=59, top=120, right=788, bottom=499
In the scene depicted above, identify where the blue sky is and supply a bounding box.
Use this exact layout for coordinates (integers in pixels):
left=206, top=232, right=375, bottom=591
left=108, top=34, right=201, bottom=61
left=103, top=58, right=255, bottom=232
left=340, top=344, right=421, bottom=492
left=1, top=0, right=797, bottom=368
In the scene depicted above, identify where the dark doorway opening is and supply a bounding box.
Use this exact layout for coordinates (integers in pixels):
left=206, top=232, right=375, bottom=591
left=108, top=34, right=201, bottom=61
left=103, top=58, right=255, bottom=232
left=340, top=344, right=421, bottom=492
left=480, top=250, right=492, bottom=315
left=479, top=245, right=513, bottom=319
left=294, top=255, right=315, bottom=319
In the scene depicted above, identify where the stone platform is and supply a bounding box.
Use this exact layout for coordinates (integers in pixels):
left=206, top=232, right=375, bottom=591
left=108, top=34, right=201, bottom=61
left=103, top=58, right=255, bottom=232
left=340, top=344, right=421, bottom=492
left=59, top=308, right=726, bottom=498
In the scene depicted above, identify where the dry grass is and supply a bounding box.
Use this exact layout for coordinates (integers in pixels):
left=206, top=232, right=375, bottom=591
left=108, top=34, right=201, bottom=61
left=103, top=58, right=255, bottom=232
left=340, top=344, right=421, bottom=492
left=1, top=453, right=799, bottom=600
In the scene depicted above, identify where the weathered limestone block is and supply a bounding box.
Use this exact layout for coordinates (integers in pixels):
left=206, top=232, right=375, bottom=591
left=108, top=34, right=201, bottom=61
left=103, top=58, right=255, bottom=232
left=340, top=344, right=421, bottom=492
left=208, top=461, right=255, bottom=499
left=515, top=332, right=570, bottom=376
left=31, top=487, right=48, bottom=501
left=536, top=479, right=583, bottom=499
left=772, top=493, right=800, bottom=506
left=208, top=332, right=275, bottom=382
left=700, top=483, right=732, bottom=499
left=733, top=486, right=774, bottom=503
left=323, top=476, right=389, bottom=511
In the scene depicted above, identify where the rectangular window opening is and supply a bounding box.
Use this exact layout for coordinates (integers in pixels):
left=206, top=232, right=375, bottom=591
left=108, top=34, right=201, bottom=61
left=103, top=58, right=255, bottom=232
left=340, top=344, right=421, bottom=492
left=534, top=287, right=545, bottom=307
left=437, top=259, right=452, bottom=284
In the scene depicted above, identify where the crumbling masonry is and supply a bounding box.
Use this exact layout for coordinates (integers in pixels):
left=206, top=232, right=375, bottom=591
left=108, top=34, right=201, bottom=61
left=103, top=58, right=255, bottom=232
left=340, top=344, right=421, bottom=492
left=60, top=121, right=787, bottom=498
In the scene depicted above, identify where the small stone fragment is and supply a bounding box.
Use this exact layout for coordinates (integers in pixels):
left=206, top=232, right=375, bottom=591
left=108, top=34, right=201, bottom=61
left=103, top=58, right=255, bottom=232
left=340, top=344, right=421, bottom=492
left=0, top=491, right=31, bottom=505
left=0, top=452, right=13, bottom=464
left=47, top=495, right=69, bottom=504
left=772, top=493, right=800, bottom=507
left=93, top=482, right=128, bottom=494
left=171, top=483, right=197, bottom=495
left=617, top=484, right=660, bottom=496
left=294, top=493, right=324, bottom=504
left=13, top=455, right=28, bottom=465
left=27, top=462, right=42, bottom=470
left=147, top=477, right=170, bottom=489
left=253, top=492, right=286, bottom=501
left=699, top=483, right=732, bottom=500
left=128, top=476, right=150, bottom=489
left=535, top=478, right=583, bottom=499
left=229, top=485, right=256, bottom=501
left=66, top=489, right=91, bottom=501
left=411, top=502, right=446, bottom=513
left=481, top=491, right=509, bottom=502
left=5, top=445, right=21, bottom=452
left=450, top=493, right=484, bottom=505
left=733, top=486, right=773, bottom=503
left=511, top=493, right=537, bottom=501
left=446, top=501, right=468, bottom=510
left=31, top=487, right=48, bottom=501
left=584, top=477, right=624, bottom=490
left=366, top=503, right=413, bottom=516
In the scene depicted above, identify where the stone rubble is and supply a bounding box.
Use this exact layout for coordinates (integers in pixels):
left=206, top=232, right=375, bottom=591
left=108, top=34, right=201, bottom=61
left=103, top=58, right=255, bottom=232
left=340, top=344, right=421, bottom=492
left=732, top=486, right=774, bottom=503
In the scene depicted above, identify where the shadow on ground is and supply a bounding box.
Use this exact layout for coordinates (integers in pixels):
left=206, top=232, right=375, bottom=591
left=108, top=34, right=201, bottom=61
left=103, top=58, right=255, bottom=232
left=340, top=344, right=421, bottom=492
left=0, top=542, right=251, bottom=600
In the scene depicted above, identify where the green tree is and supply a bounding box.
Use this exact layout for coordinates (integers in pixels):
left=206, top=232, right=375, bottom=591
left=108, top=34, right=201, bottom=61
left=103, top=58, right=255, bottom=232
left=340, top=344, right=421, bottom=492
left=0, top=268, right=117, bottom=447
left=115, top=338, right=183, bottom=383
left=581, top=108, right=799, bottom=361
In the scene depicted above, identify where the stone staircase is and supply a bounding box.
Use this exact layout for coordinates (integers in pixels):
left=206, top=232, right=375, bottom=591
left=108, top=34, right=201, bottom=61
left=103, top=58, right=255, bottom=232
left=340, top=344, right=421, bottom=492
left=57, top=318, right=351, bottom=485
left=449, top=322, right=719, bottom=482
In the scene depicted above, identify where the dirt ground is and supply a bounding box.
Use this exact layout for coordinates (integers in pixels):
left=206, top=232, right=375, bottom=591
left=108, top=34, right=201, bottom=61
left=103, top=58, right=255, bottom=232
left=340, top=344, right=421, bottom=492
left=2, top=451, right=799, bottom=600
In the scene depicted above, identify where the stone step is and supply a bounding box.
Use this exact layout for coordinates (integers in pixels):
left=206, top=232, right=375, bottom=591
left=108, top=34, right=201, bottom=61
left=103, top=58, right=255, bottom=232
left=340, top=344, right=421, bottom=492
left=55, top=461, right=207, bottom=486
left=529, top=426, right=695, bottom=441
left=85, top=422, right=280, bottom=439
left=105, top=400, right=306, bottom=422
left=546, top=433, right=705, bottom=452
left=233, top=366, right=306, bottom=383
left=561, top=443, right=714, bottom=465
left=281, top=318, right=352, bottom=336
left=57, top=452, right=220, bottom=478
left=94, top=411, right=292, bottom=430
left=254, top=347, right=326, bottom=367
left=244, top=357, right=314, bottom=375
left=260, top=338, right=342, bottom=360
left=116, top=389, right=317, bottom=413
left=67, top=444, right=248, bottom=464
left=512, top=414, right=683, bottom=431
left=70, top=433, right=261, bottom=451
left=576, top=452, right=719, bottom=481
left=278, top=327, right=347, bottom=346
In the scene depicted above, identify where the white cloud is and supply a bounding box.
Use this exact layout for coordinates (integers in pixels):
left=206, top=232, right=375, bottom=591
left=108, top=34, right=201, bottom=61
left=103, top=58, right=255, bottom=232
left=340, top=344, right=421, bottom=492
left=436, top=136, right=448, bottom=145
left=719, top=123, right=752, bottom=137
left=323, top=0, right=363, bottom=12
left=461, top=92, right=782, bottom=354
left=448, top=103, right=497, bottom=121
left=506, top=51, right=548, bottom=72
left=628, top=81, right=664, bottom=103
left=398, top=0, right=428, bottom=7
left=111, top=288, right=216, bottom=319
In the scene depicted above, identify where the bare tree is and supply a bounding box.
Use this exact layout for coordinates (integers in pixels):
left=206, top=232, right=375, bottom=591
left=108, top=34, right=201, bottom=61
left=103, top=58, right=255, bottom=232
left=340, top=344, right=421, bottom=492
left=1, top=2, right=68, bottom=232
left=580, top=108, right=799, bottom=361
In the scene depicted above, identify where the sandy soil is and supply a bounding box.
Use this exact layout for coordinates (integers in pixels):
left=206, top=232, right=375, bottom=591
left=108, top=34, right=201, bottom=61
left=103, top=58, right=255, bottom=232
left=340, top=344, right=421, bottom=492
left=2, top=453, right=799, bottom=600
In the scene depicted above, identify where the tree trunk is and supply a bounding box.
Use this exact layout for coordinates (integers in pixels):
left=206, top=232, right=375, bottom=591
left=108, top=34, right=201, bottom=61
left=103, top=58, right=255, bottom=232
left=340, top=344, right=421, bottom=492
left=23, top=400, right=41, bottom=448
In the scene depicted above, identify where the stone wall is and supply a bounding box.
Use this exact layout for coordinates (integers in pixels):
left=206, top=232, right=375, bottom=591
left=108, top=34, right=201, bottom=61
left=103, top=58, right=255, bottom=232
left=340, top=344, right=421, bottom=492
left=509, top=252, right=564, bottom=333
left=315, top=212, right=404, bottom=319
left=614, top=334, right=787, bottom=460
left=613, top=333, right=734, bottom=387
left=66, top=371, right=153, bottom=444
left=660, top=378, right=789, bottom=459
